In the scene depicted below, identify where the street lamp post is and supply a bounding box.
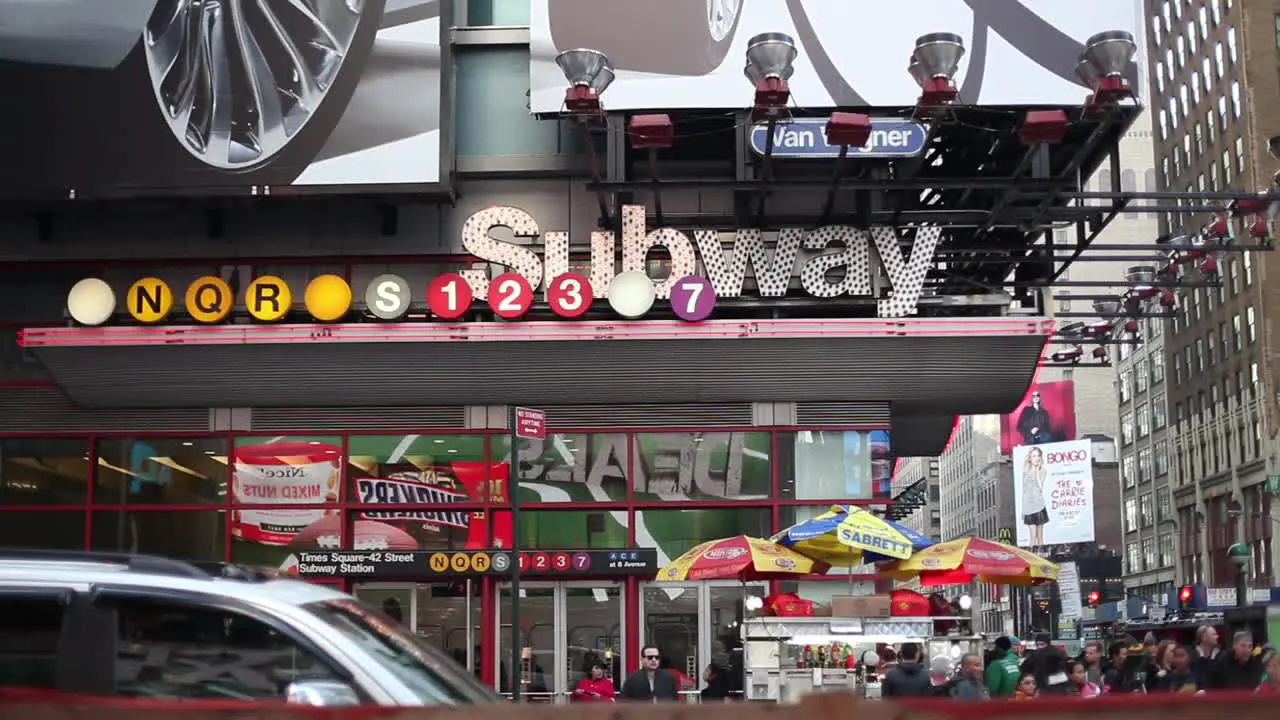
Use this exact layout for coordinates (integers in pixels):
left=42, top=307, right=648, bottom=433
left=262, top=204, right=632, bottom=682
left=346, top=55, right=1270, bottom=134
left=1228, top=542, right=1252, bottom=607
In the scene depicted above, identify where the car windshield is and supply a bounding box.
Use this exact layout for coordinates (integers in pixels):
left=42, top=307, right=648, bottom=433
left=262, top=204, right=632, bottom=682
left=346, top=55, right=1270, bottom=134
left=302, top=599, right=498, bottom=704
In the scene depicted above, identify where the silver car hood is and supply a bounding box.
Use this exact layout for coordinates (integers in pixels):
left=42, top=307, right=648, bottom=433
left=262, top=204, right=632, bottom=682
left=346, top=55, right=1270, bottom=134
left=0, top=0, right=157, bottom=69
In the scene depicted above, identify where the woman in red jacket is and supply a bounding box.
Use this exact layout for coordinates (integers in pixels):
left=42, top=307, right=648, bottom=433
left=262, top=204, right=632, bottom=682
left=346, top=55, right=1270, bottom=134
left=572, top=661, right=617, bottom=703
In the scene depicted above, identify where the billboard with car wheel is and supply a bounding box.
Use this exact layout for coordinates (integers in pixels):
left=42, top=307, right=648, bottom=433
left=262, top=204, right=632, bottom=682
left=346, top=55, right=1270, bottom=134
left=529, top=0, right=1142, bottom=112
left=0, top=0, right=446, bottom=198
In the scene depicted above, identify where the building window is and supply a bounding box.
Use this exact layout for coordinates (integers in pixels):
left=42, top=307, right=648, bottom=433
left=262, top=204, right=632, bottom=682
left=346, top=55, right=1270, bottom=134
left=95, top=437, right=229, bottom=505
left=0, top=508, right=84, bottom=551
left=494, top=431, right=627, bottom=504
left=1119, top=370, right=1132, bottom=402
left=1153, top=397, right=1167, bottom=428
left=1151, top=353, right=1164, bottom=383
left=1126, top=541, right=1142, bottom=573
left=1121, top=413, right=1134, bottom=445
left=1154, top=440, right=1169, bottom=475
left=1135, top=360, right=1149, bottom=392
left=1174, top=353, right=1183, bottom=384
left=1235, top=136, right=1246, bottom=174
left=635, top=432, right=773, bottom=501
left=1247, top=306, right=1256, bottom=342
left=1159, top=534, right=1175, bottom=568
left=228, top=436, right=342, bottom=566
left=0, top=438, right=91, bottom=506
left=465, top=0, right=531, bottom=26
left=1140, top=493, right=1154, bottom=526
left=636, top=508, right=770, bottom=561
left=1138, top=447, right=1153, bottom=482
left=95, top=509, right=227, bottom=562
left=1156, top=486, right=1171, bottom=521
left=1142, top=537, right=1157, bottom=571
left=504, top=509, right=629, bottom=549
left=1122, top=455, right=1136, bottom=489
left=1137, top=404, right=1151, bottom=438
left=1206, top=331, right=1217, bottom=365
left=777, top=430, right=889, bottom=501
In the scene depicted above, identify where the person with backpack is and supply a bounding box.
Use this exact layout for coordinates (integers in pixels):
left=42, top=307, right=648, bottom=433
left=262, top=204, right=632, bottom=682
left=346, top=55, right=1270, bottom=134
left=984, top=636, right=1021, bottom=698
left=882, top=643, right=933, bottom=697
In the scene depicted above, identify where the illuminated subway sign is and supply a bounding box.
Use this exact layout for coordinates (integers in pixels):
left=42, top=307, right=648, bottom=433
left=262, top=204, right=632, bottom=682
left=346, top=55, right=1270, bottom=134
left=65, top=204, right=941, bottom=326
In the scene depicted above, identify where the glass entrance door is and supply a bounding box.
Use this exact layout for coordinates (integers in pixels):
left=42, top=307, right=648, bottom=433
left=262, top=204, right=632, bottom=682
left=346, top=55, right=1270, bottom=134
left=640, top=581, right=766, bottom=701
left=354, top=580, right=481, bottom=675
left=496, top=581, right=624, bottom=703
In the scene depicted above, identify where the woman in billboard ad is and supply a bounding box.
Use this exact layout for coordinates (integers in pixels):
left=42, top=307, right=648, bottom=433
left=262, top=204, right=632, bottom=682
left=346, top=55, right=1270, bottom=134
left=1013, top=440, right=1095, bottom=548
left=1019, top=446, right=1049, bottom=548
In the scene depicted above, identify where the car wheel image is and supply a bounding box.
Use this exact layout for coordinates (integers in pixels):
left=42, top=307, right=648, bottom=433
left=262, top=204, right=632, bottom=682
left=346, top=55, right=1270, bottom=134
left=548, top=0, right=741, bottom=76
left=139, top=0, right=385, bottom=176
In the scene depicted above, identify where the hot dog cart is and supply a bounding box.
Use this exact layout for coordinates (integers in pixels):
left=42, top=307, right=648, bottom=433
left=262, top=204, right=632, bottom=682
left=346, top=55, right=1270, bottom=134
left=740, top=615, right=981, bottom=703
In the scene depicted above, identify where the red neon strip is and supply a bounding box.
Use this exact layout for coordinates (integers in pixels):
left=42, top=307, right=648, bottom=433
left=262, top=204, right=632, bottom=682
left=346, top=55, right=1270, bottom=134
left=18, top=317, right=1055, bottom=347
left=24, top=316, right=1053, bottom=336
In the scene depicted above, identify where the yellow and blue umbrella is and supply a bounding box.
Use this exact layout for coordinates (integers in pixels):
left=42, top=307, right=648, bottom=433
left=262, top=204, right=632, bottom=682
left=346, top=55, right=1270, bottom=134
left=656, top=536, right=828, bottom=581
left=772, top=505, right=934, bottom=565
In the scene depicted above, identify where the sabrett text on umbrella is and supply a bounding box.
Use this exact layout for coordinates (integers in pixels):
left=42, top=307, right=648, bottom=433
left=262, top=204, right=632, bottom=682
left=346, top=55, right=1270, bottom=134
left=837, top=527, right=911, bottom=557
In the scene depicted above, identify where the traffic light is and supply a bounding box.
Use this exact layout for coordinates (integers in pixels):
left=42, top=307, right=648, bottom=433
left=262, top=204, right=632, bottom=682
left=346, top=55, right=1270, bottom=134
left=1086, top=589, right=1102, bottom=608
left=1177, top=585, right=1194, bottom=610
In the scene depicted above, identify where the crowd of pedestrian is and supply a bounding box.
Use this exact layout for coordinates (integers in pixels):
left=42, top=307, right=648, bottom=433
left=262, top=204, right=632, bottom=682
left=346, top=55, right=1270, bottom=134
left=882, top=626, right=1280, bottom=700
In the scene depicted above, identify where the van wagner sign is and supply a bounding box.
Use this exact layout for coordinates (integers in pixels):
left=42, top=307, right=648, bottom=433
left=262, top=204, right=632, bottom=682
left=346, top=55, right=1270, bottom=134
left=461, top=205, right=940, bottom=318
left=67, top=204, right=942, bottom=326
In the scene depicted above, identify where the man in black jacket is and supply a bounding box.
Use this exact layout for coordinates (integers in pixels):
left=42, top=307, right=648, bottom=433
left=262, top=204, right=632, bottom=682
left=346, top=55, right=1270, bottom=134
left=882, top=643, right=932, bottom=697
left=620, top=645, right=679, bottom=702
left=1207, top=631, right=1263, bottom=691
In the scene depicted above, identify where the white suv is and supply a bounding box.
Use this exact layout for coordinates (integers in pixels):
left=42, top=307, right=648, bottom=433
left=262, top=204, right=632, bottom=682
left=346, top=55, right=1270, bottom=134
left=0, top=550, right=499, bottom=706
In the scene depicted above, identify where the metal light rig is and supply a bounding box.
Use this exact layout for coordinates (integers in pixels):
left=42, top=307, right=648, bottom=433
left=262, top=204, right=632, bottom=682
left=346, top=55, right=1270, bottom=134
left=542, top=28, right=1278, bottom=371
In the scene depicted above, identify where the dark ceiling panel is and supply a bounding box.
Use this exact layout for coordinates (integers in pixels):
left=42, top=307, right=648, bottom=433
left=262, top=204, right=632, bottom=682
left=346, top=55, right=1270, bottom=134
left=31, top=334, right=1045, bottom=419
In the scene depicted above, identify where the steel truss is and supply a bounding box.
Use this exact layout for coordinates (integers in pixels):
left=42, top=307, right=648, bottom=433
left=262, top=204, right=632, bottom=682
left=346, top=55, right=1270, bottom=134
left=570, top=104, right=1275, bottom=330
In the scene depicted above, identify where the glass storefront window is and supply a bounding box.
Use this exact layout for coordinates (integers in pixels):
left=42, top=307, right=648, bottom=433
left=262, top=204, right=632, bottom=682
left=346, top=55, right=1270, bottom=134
left=230, top=436, right=341, bottom=568
left=492, top=508, right=629, bottom=549
left=0, top=438, right=89, bottom=505
left=0, top=509, right=84, bottom=549
left=347, top=433, right=496, bottom=504
left=94, top=436, right=228, bottom=504
left=632, top=432, right=771, bottom=501
left=464, top=0, right=531, bottom=26
left=777, top=430, right=892, bottom=500
left=634, top=508, right=770, bottom=566
left=231, top=510, right=342, bottom=569
left=779, top=505, right=842, bottom=528
left=497, top=433, right=629, bottom=503
left=230, top=434, right=341, bottom=534
left=349, top=507, right=489, bottom=553
left=92, top=510, right=225, bottom=561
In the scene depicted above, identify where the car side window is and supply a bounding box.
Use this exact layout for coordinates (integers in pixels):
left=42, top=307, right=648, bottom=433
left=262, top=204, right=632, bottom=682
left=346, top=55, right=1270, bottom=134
left=0, top=595, right=66, bottom=689
left=112, top=598, right=342, bottom=701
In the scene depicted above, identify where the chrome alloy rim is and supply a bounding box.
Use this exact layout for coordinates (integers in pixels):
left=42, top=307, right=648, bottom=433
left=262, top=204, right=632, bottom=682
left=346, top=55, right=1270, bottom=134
left=143, top=0, right=365, bottom=170
left=707, top=0, right=740, bottom=43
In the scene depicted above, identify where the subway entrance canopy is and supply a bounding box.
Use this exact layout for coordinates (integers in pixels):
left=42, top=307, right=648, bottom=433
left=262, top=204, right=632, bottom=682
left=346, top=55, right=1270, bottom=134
left=20, top=318, right=1051, bottom=457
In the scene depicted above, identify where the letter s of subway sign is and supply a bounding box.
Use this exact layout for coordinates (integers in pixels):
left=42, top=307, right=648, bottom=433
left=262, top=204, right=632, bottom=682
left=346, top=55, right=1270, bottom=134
left=66, top=204, right=941, bottom=328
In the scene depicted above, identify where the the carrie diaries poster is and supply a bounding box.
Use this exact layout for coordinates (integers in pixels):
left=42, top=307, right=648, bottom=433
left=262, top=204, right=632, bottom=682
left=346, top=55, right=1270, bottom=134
left=999, top=380, right=1077, bottom=455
